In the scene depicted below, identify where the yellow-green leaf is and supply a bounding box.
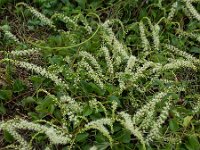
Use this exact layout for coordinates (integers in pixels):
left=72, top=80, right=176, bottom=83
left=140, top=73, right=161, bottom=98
left=183, top=116, right=193, bottom=128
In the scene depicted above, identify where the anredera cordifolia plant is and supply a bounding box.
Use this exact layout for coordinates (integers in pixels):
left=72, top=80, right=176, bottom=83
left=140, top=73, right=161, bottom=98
left=0, top=1, right=200, bottom=149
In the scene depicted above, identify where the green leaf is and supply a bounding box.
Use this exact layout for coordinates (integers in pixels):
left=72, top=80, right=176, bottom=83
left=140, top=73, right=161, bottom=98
left=75, top=133, right=89, bottom=142
left=80, top=81, right=105, bottom=95
left=115, top=130, right=131, bottom=143
left=48, top=55, right=63, bottom=65
left=35, top=96, right=55, bottom=114
left=0, top=24, right=10, bottom=31
left=95, top=132, right=107, bottom=143
left=53, top=109, right=62, bottom=120
left=183, top=116, right=193, bottom=128
left=21, top=97, right=35, bottom=106
left=185, top=136, right=200, bottom=150
left=48, top=104, right=55, bottom=114
left=80, top=81, right=93, bottom=94
left=89, top=82, right=105, bottom=96
left=113, top=144, right=125, bottom=150
left=28, top=112, right=40, bottom=120
left=108, top=95, right=121, bottom=106
left=188, top=136, right=200, bottom=149
left=113, top=124, right=122, bottom=132
left=3, top=130, right=14, bottom=143
left=76, top=0, right=86, bottom=9
left=190, top=47, right=200, bottom=54
left=0, top=103, right=6, bottom=114
left=169, top=119, right=179, bottom=132
left=83, top=105, right=93, bottom=116
left=95, top=142, right=110, bottom=150
left=0, top=90, right=12, bottom=101
left=29, top=76, right=45, bottom=88
left=34, top=133, right=48, bottom=142
left=13, top=79, right=26, bottom=93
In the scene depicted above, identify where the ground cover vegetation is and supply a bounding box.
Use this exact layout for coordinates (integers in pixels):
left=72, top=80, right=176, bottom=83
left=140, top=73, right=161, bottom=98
left=0, top=0, right=200, bottom=149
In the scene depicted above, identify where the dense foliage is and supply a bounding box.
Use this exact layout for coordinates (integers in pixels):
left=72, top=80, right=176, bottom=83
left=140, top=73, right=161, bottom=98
left=0, top=0, right=200, bottom=149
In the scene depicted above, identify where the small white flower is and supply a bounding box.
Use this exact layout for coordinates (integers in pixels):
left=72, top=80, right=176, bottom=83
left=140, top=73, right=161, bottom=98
left=8, top=59, right=68, bottom=88
left=80, top=60, right=104, bottom=89
left=185, top=1, right=200, bottom=21
left=101, top=46, right=114, bottom=74
left=3, top=30, right=22, bottom=44
left=10, top=48, right=40, bottom=56
left=125, top=55, right=137, bottom=73
left=164, top=44, right=200, bottom=64
left=18, top=2, right=55, bottom=28
left=79, top=51, right=103, bottom=74
left=139, top=21, right=150, bottom=51
left=167, top=2, right=178, bottom=20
